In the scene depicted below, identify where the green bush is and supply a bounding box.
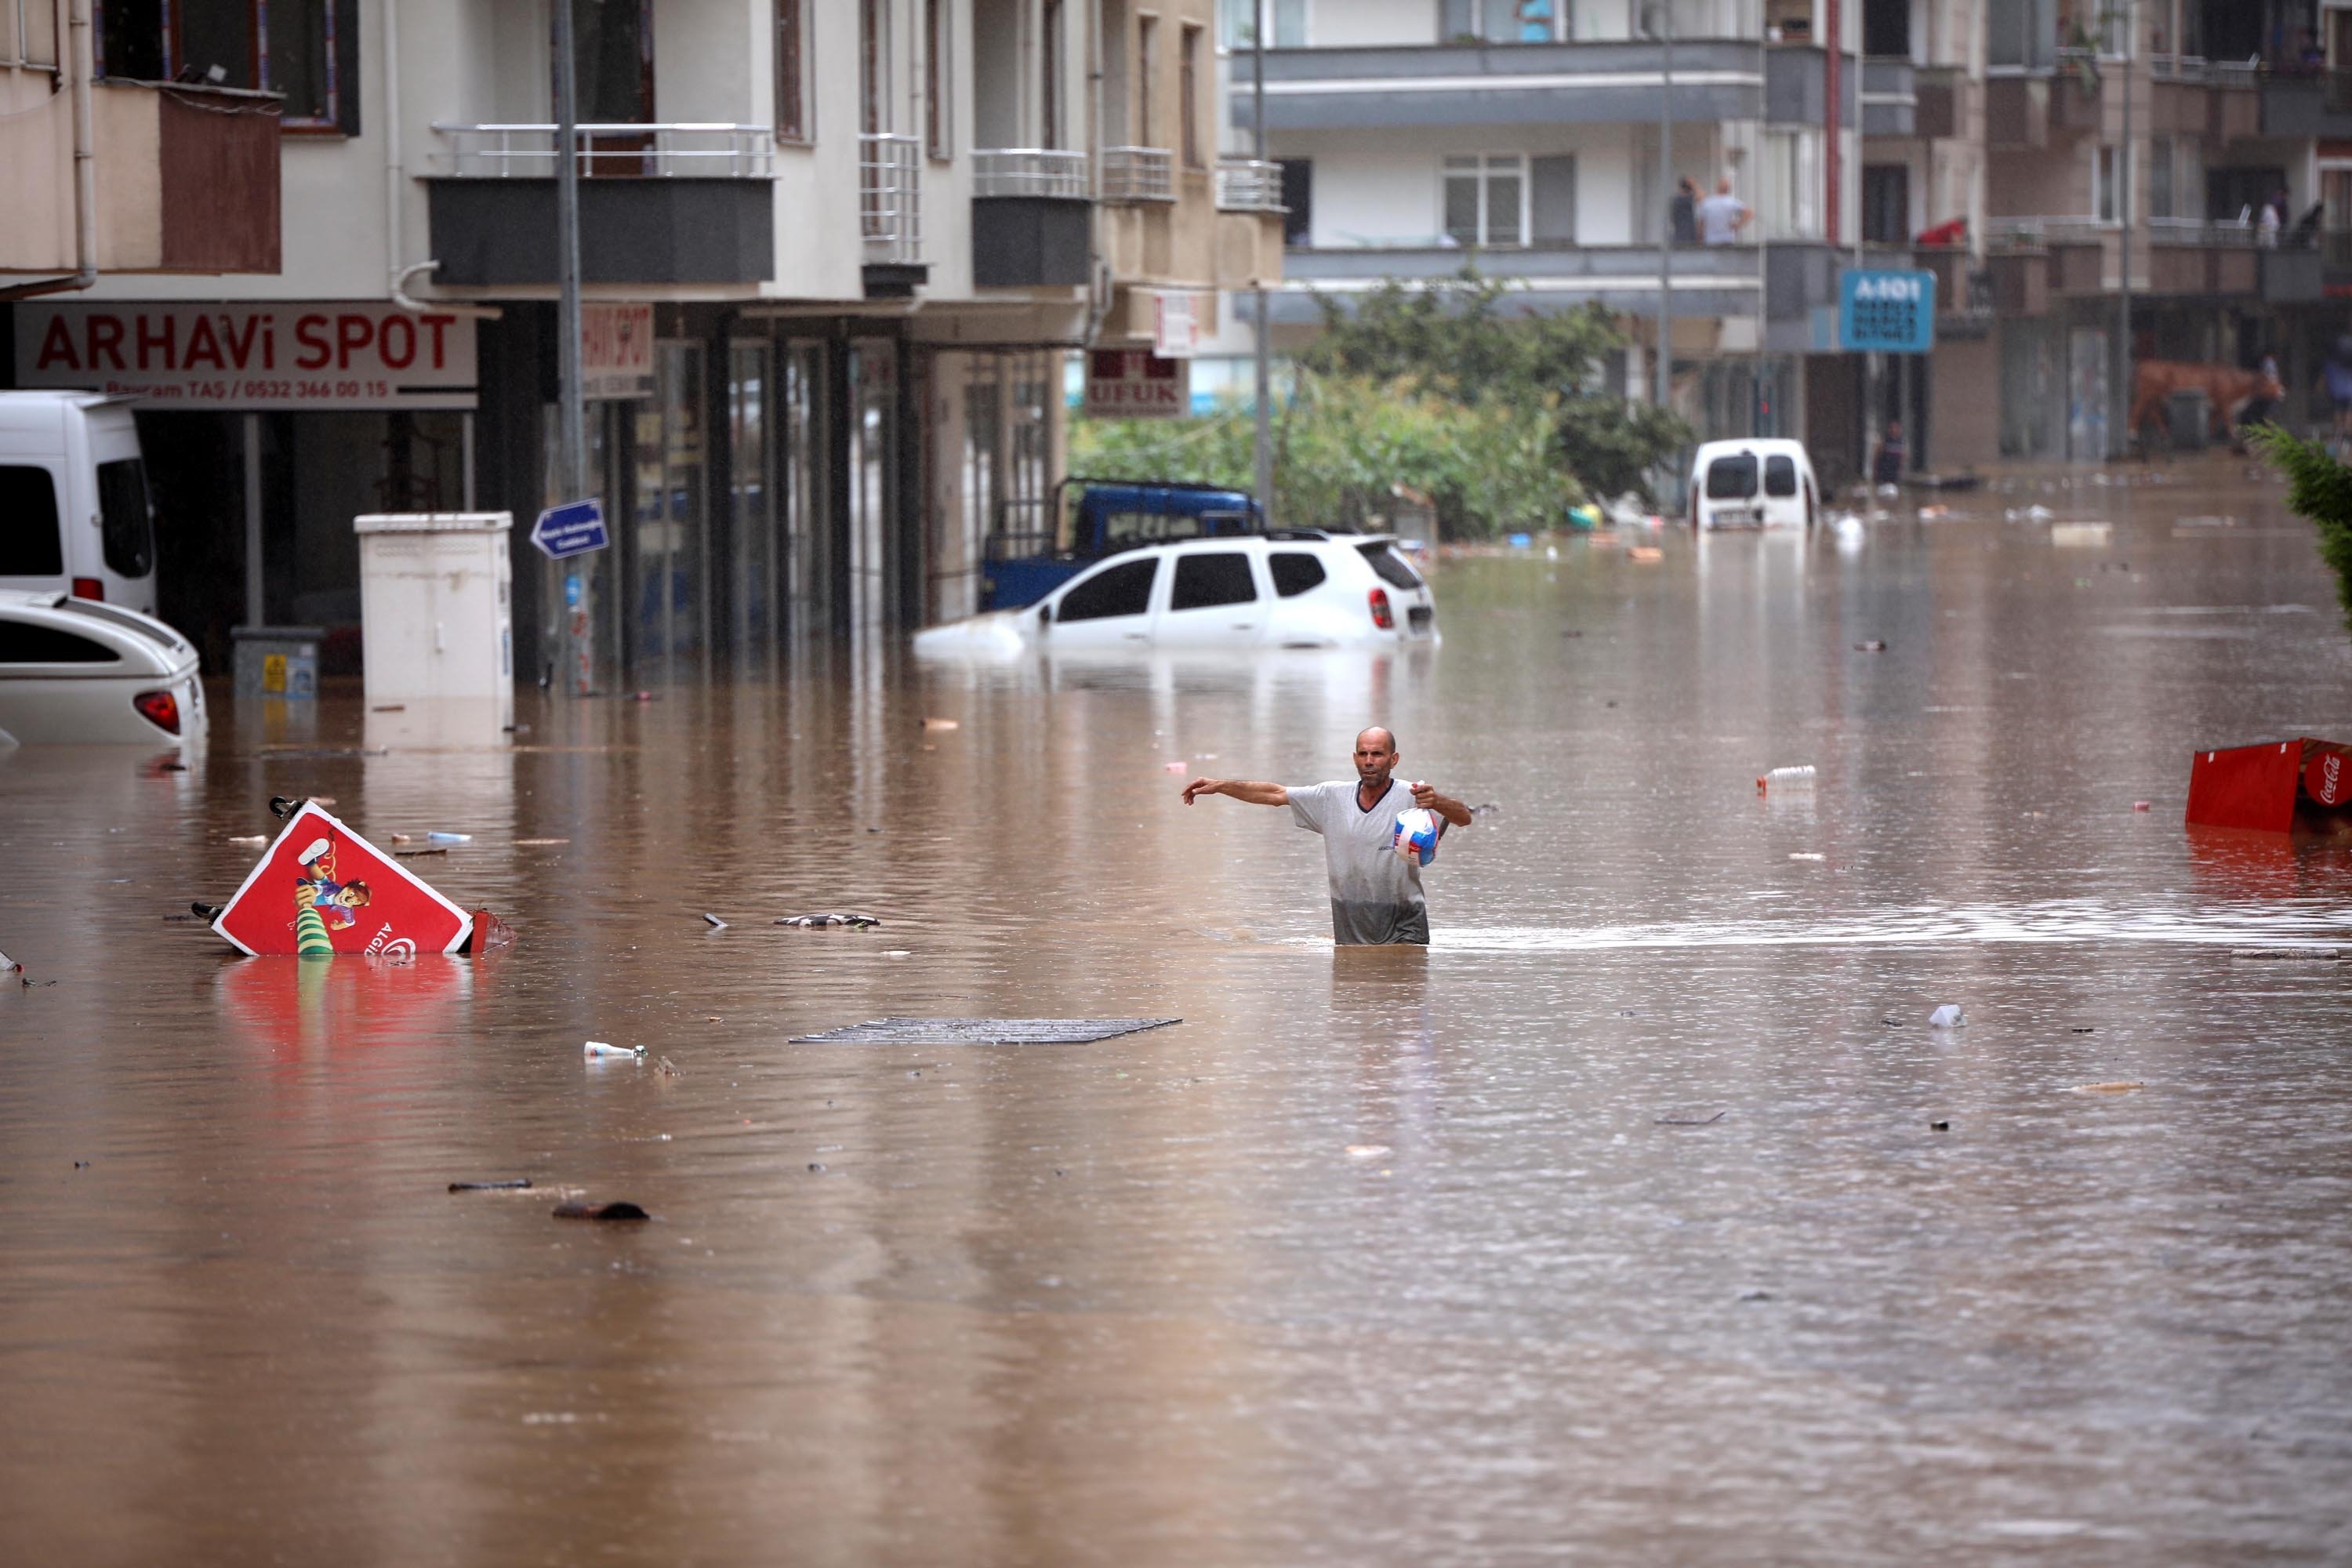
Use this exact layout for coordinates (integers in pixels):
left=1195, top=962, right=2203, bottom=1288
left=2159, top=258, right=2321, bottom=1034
left=2249, top=425, right=2352, bottom=635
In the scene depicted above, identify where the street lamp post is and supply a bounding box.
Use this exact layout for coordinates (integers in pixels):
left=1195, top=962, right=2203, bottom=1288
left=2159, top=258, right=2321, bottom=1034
left=2111, top=0, right=2136, bottom=459
left=1252, top=0, right=1275, bottom=526
left=1652, top=3, right=1674, bottom=409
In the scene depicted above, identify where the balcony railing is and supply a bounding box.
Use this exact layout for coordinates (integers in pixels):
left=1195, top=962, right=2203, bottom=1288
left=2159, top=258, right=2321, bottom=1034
left=972, top=148, right=1088, bottom=200
left=1214, top=158, right=1283, bottom=212
left=1101, top=146, right=1174, bottom=204
left=431, top=122, right=774, bottom=177
left=860, top=132, right=923, bottom=263
left=2148, top=216, right=2263, bottom=247
left=1986, top=216, right=2106, bottom=250
left=2149, top=53, right=2262, bottom=90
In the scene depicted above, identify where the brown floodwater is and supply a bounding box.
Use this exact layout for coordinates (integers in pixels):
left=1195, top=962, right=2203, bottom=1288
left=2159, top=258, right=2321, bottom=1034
left=5, top=459, right=2352, bottom=1565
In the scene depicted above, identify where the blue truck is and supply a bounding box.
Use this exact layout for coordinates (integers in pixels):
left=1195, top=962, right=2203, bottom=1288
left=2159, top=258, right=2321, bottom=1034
left=981, top=477, right=1264, bottom=611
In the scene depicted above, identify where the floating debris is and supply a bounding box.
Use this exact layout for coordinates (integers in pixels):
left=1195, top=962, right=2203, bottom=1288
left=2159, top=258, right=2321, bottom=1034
left=448, top=1178, right=532, bottom=1192
left=776, top=913, right=881, bottom=929
left=920, top=717, right=960, bottom=731
left=702, top=913, right=729, bottom=930
left=553, top=1201, right=649, bottom=1221
left=583, top=1041, right=646, bottom=1061
left=1929, top=1004, right=1965, bottom=1028
left=2071, top=1081, right=2145, bottom=1094
left=1345, top=1144, right=1392, bottom=1160
left=514, top=837, right=571, bottom=846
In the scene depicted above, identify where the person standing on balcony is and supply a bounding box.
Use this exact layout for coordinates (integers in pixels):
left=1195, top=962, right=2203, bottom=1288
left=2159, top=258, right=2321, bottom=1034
left=2259, top=195, right=2283, bottom=249
left=1697, top=177, right=1751, bottom=246
left=1671, top=178, right=1700, bottom=247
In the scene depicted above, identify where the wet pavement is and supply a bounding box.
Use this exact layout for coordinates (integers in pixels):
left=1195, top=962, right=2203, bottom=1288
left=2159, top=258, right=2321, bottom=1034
left=5, top=456, right=2352, bottom=1565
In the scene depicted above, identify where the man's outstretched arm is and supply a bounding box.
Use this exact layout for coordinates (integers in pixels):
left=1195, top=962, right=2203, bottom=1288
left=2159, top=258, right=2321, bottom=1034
left=1182, top=778, right=1289, bottom=807
left=1410, top=782, right=1475, bottom=828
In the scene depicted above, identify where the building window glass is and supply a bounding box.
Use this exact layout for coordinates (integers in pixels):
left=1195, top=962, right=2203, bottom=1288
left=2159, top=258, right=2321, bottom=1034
left=2, top=0, right=62, bottom=67
left=1041, top=0, right=1062, bottom=147
left=926, top=0, right=950, bottom=158
left=2095, top=143, right=2123, bottom=224
left=2149, top=136, right=2173, bottom=220
left=1279, top=158, right=1313, bottom=245
left=1137, top=15, right=1157, bottom=148
left=96, top=0, right=344, bottom=131
left=1759, top=129, right=1820, bottom=241
left=1443, top=153, right=1526, bottom=247
left=778, top=0, right=812, bottom=143
left=1181, top=24, right=1203, bottom=168
left=1440, top=0, right=1561, bottom=43
left=1218, top=0, right=1306, bottom=48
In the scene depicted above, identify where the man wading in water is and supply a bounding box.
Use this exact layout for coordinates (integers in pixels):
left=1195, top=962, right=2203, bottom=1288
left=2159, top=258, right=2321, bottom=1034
left=1181, top=728, right=1473, bottom=946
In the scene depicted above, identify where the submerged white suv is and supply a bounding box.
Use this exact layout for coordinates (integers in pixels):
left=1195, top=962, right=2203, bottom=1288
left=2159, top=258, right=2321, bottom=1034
left=916, top=532, right=1439, bottom=654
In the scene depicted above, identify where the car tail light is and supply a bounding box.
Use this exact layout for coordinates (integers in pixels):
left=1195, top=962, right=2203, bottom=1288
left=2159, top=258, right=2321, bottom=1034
left=132, top=689, right=181, bottom=735
left=1367, top=587, right=1394, bottom=630
left=72, top=577, right=103, bottom=601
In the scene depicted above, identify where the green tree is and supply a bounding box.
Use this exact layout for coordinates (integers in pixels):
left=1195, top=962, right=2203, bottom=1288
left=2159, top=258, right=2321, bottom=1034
left=2249, top=425, right=2352, bottom=635
left=1301, top=267, right=1693, bottom=503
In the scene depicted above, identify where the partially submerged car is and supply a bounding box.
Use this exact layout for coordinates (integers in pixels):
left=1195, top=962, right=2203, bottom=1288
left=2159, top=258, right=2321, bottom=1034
left=1688, top=438, right=1820, bottom=532
left=0, top=590, right=204, bottom=744
left=915, top=532, right=1437, bottom=655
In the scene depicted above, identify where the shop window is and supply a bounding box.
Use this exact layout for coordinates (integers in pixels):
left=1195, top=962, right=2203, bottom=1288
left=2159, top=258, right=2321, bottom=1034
left=778, top=0, right=813, bottom=143
left=96, top=0, right=354, bottom=133
left=0, top=467, right=64, bottom=576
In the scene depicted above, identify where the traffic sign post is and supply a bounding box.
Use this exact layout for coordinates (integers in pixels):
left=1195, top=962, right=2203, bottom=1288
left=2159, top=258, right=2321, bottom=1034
left=1838, top=269, right=1937, bottom=354
left=531, top=498, right=608, bottom=560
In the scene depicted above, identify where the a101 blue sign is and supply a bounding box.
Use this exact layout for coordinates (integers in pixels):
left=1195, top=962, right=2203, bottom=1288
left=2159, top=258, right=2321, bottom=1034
left=1839, top=269, right=1937, bottom=354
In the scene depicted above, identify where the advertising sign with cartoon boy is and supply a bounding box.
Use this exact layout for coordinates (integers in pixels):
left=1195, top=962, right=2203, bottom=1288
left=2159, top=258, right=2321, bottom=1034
left=212, top=803, right=474, bottom=958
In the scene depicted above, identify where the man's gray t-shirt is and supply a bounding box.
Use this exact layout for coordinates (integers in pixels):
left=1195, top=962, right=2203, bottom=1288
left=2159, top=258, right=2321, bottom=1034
left=1696, top=193, right=1748, bottom=245
left=1289, top=779, right=1432, bottom=946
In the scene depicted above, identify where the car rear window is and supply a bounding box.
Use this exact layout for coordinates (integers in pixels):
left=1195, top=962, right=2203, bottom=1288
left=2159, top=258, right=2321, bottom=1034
left=1357, top=543, right=1423, bottom=590
left=1269, top=552, right=1326, bottom=597
left=1706, top=454, right=1759, bottom=499
left=97, top=458, right=154, bottom=578
left=1055, top=557, right=1158, bottom=622
left=1, top=466, right=64, bottom=576
left=1170, top=552, right=1258, bottom=610
left=1764, top=454, right=1798, bottom=497
left=0, top=619, right=120, bottom=662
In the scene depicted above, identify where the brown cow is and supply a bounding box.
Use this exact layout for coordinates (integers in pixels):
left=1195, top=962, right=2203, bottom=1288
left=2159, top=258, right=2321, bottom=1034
left=2129, top=360, right=2285, bottom=442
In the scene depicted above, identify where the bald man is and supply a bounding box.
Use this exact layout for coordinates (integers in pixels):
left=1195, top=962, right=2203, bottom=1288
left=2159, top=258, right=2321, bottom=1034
left=1182, top=727, right=1472, bottom=946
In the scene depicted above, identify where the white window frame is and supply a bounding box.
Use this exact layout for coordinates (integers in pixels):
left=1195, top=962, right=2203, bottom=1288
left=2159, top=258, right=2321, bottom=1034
left=2, top=0, right=62, bottom=67
left=2093, top=143, right=2127, bottom=226
left=1442, top=152, right=1530, bottom=248
left=1759, top=129, right=1820, bottom=241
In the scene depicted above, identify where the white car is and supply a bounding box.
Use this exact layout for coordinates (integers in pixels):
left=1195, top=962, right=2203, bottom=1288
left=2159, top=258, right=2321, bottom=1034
left=0, top=590, right=204, bottom=744
left=1688, top=438, right=1821, bottom=531
left=915, top=533, right=1439, bottom=655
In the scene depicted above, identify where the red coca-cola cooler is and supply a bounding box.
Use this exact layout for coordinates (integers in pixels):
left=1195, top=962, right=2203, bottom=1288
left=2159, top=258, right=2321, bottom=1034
left=2185, top=737, right=2352, bottom=834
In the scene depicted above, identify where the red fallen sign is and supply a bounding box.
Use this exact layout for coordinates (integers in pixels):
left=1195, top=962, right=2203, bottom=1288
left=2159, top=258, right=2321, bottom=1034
left=212, top=803, right=473, bottom=957
left=2186, top=737, right=2352, bottom=834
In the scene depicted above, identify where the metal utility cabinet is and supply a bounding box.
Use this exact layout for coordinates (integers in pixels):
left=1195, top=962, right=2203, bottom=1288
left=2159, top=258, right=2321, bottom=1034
left=353, top=512, right=513, bottom=730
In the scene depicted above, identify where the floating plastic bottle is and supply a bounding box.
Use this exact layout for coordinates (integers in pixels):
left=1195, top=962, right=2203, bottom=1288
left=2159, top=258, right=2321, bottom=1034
left=583, top=1040, right=646, bottom=1060
left=426, top=831, right=472, bottom=843
left=1755, top=764, right=1817, bottom=794
left=1928, top=1004, right=1965, bottom=1028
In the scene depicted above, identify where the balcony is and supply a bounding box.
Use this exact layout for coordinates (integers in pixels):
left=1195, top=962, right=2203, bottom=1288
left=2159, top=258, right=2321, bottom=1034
left=859, top=132, right=926, bottom=297
left=423, top=123, right=774, bottom=285
left=971, top=149, right=1088, bottom=289
left=1860, top=57, right=1915, bottom=137
left=1101, top=147, right=1174, bottom=204
left=2260, top=70, right=2352, bottom=140
left=1214, top=159, right=1283, bottom=213
left=1252, top=243, right=1766, bottom=326
left=1984, top=67, right=2103, bottom=149
left=0, top=80, right=281, bottom=274
left=1231, top=42, right=1771, bottom=132
left=1984, top=219, right=2107, bottom=313
left=1215, top=161, right=1287, bottom=291
left=2147, top=218, right=2262, bottom=297
left=2149, top=56, right=2261, bottom=143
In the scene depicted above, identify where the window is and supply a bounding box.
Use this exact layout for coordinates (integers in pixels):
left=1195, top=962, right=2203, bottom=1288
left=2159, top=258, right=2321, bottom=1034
left=1269, top=552, right=1327, bottom=597
left=860, top=0, right=888, bottom=136
left=1440, top=0, right=1562, bottom=43
left=0, top=622, right=119, bottom=663
left=1171, top=552, right=1258, bottom=609
left=1706, top=454, right=1759, bottom=499
left=778, top=0, right=812, bottom=143
left=1443, top=154, right=1526, bottom=248
left=1137, top=15, right=1157, bottom=148
left=2095, top=143, right=2125, bottom=224
left=1531, top=154, right=1575, bottom=245
left=2149, top=136, right=2173, bottom=220
left=0, top=467, right=64, bottom=576
left=1219, top=0, right=1306, bottom=48
left=2, top=0, right=60, bottom=67
left=1279, top=158, right=1312, bottom=245
left=1057, top=557, right=1158, bottom=621
left=1759, top=130, right=1820, bottom=240
left=96, top=0, right=351, bottom=132
left=1042, top=0, right=1062, bottom=147
left=1180, top=24, right=1203, bottom=169
left=1357, top=543, right=1425, bottom=590
left=96, top=459, right=154, bottom=579
left=926, top=0, right=949, bottom=158
left=1763, top=453, right=1797, bottom=497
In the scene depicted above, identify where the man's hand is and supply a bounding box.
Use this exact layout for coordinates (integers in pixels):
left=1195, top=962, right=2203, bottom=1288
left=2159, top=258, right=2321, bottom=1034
left=1183, top=779, right=1289, bottom=807
left=1412, top=781, right=1475, bottom=827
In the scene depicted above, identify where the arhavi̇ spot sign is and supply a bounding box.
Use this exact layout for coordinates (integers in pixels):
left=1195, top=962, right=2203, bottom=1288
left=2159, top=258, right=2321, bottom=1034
left=212, top=803, right=473, bottom=957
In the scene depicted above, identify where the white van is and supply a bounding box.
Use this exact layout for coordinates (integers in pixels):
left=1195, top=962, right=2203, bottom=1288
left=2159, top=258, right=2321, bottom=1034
left=0, top=392, right=158, bottom=614
left=1688, top=438, right=1820, bottom=532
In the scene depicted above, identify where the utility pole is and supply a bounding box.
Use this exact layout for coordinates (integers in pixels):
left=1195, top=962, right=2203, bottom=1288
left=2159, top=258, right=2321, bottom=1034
left=552, top=0, right=590, bottom=691
left=1252, top=0, right=1275, bottom=526
left=1654, top=3, right=1674, bottom=410
left=2111, top=0, right=2135, bottom=460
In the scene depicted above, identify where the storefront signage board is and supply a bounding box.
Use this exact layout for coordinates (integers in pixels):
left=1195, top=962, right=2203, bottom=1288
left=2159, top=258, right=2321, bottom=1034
left=1083, top=350, right=1189, bottom=419
left=14, top=302, right=478, bottom=409
left=1838, top=269, right=1937, bottom=354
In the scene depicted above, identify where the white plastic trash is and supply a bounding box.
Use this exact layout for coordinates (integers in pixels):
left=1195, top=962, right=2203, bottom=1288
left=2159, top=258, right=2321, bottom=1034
left=583, top=1040, right=647, bottom=1060
left=1928, top=1004, right=1965, bottom=1028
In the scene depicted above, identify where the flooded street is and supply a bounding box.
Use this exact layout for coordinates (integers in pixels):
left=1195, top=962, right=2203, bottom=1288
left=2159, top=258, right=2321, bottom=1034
left=6, top=462, right=2352, bottom=1565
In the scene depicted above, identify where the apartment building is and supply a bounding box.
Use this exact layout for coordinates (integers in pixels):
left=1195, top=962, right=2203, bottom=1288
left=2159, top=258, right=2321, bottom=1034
left=1860, top=0, right=2347, bottom=466
left=2, top=0, right=1281, bottom=679
left=1214, top=0, right=1873, bottom=470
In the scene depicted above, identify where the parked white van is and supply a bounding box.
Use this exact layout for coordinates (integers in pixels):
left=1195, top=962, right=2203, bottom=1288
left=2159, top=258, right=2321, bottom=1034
left=0, top=392, right=158, bottom=613
left=1688, top=438, right=1820, bottom=532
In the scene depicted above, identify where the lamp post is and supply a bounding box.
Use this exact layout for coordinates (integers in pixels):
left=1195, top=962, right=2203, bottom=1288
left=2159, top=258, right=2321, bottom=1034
left=1252, top=0, right=1274, bottom=525
left=2110, top=0, right=2136, bottom=460
left=1648, top=2, right=1675, bottom=409
left=551, top=0, right=590, bottom=693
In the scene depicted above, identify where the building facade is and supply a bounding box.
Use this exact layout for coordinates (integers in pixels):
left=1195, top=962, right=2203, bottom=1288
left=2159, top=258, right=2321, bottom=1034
left=2, top=0, right=1282, bottom=683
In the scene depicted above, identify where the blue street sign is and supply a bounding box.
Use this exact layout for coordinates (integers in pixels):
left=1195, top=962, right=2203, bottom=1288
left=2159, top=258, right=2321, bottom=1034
left=531, top=498, right=608, bottom=561
left=564, top=572, right=583, bottom=608
left=1838, top=268, right=1937, bottom=354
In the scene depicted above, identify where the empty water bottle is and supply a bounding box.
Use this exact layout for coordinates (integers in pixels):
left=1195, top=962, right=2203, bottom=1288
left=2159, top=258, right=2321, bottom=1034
left=1756, top=764, right=1817, bottom=794
left=1928, top=1004, right=1965, bottom=1028
left=583, top=1040, right=646, bottom=1060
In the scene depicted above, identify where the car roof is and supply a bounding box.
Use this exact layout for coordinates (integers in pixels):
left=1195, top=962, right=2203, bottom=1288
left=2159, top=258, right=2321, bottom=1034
left=0, top=591, right=194, bottom=666
left=1694, top=437, right=1810, bottom=460
left=1100, top=532, right=1394, bottom=555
